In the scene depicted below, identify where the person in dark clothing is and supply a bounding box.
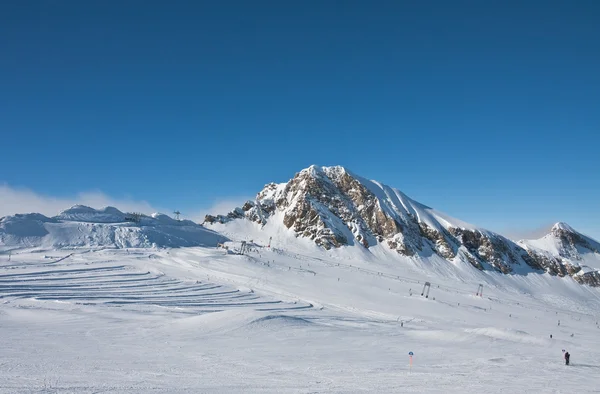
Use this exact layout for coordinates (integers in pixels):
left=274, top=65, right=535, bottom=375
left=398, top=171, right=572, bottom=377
left=565, top=352, right=570, bottom=365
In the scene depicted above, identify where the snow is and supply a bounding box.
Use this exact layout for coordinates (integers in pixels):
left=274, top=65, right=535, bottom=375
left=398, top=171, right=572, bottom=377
left=0, top=206, right=227, bottom=249
left=2, top=230, right=600, bottom=393
left=341, top=168, right=482, bottom=234
left=520, top=222, right=600, bottom=271
left=2, top=198, right=600, bottom=392
left=553, top=222, right=576, bottom=233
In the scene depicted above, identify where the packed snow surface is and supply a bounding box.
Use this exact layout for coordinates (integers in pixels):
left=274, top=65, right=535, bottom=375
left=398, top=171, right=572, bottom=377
left=1, top=235, right=600, bottom=393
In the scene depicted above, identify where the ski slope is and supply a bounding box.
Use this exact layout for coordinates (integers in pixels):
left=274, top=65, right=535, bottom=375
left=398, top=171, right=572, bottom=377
left=1, top=240, right=600, bottom=393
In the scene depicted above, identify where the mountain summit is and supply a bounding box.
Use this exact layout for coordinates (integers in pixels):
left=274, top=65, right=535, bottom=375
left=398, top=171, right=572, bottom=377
left=205, top=165, right=600, bottom=286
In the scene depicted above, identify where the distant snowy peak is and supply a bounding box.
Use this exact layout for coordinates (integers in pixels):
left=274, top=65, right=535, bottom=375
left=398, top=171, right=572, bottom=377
left=519, top=222, right=600, bottom=280
left=521, top=221, right=600, bottom=255
left=205, top=165, right=600, bottom=286
left=550, top=222, right=600, bottom=251
left=0, top=205, right=226, bottom=249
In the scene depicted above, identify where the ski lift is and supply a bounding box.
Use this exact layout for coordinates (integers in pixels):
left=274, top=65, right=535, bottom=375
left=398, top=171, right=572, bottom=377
left=421, top=282, right=431, bottom=298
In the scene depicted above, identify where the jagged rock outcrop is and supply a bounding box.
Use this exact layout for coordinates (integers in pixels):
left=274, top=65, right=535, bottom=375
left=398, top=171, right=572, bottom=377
left=419, top=223, right=456, bottom=259
left=206, top=165, right=600, bottom=286
left=448, top=228, right=521, bottom=274
left=574, top=271, right=600, bottom=287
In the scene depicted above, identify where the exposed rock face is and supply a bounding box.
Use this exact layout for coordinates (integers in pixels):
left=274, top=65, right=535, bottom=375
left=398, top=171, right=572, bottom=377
left=574, top=271, right=600, bottom=287
left=256, top=166, right=425, bottom=254
left=206, top=165, right=600, bottom=286
left=521, top=251, right=580, bottom=277
left=448, top=228, right=520, bottom=274
left=419, top=223, right=456, bottom=259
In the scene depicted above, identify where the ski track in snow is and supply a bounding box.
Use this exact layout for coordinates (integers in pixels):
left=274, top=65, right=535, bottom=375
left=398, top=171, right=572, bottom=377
left=1, top=246, right=600, bottom=393
left=0, top=250, right=312, bottom=314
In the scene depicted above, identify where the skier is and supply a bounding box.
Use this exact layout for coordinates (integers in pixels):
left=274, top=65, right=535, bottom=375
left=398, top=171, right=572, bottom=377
left=564, top=351, right=570, bottom=366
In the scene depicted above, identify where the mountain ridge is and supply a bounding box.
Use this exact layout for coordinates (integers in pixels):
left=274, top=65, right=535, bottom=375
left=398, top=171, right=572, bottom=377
left=205, top=165, right=600, bottom=287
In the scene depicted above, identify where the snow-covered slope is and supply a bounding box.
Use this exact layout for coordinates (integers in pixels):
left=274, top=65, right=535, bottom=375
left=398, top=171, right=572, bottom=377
left=0, top=205, right=226, bottom=249
left=205, top=165, right=600, bottom=286
left=2, top=240, right=600, bottom=392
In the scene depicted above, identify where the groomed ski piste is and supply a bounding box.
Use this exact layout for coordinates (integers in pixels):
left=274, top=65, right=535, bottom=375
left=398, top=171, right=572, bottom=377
left=2, top=217, right=600, bottom=392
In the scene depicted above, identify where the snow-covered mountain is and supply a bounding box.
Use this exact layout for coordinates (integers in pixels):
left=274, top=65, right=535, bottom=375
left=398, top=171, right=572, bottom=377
left=519, top=223, right=600, bottom=285
left=0, top=205, right=226, bottom=249
left=205, top=165, right=600, bottom=286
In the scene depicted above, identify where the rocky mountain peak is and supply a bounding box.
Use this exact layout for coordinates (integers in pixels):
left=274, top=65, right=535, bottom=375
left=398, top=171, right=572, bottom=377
left=205, top=165, right=600, bottom=286
left=551, top=222, right=576, bottom=236
left=547, top=221, right=598, bottom=253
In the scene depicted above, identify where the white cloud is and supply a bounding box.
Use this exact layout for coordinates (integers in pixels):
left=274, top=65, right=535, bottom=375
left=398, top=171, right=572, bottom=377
left=0, top=184, right=254, bottom=224
left=190, top=197, right=252, bottom=223
left=0, top=184, right=161, bottom=218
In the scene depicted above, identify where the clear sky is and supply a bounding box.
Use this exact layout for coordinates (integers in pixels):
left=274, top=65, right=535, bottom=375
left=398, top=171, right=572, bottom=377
left=1, top=1, right=599, bottom=239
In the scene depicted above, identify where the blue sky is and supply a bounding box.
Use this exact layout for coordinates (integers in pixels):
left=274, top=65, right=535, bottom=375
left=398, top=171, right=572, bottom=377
left=1, top=1, right=599, bottom=239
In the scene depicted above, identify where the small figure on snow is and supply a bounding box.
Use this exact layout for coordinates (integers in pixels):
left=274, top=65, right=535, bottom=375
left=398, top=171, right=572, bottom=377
left=564, top=351, right=570, bottom=366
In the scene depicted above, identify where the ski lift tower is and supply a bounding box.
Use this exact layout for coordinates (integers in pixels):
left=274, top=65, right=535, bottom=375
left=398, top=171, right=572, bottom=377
left=476, top=284, right=484, bottom=297
left=421, top=282, right=431, bottom=299
left=173, top=211, right=181, bottom=221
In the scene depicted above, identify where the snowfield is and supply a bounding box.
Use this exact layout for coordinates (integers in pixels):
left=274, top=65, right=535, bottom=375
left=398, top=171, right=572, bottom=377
left=2, top=238, right=600, bottom=393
